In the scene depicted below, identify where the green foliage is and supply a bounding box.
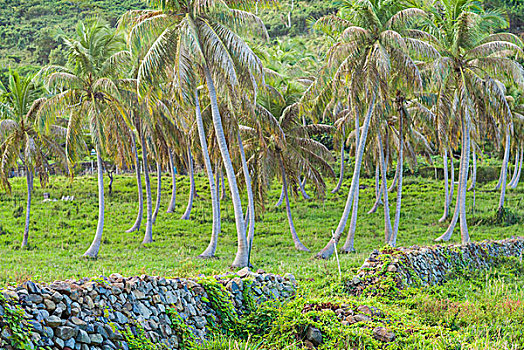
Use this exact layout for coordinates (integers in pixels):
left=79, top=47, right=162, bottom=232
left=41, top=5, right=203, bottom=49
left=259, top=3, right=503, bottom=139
left=0, top=293, right=34, bottom=350
left=199, top=278, right=242, bottom=336
left=120, top=321, right=168, bottom=350
left=166, top=308, right=196, bottom=349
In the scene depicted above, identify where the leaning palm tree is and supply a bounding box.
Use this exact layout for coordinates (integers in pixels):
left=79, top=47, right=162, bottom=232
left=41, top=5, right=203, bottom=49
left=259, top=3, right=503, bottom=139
left=38, top=19, right=133, bottom=257
left=0, top=71, right=67, bottom=248
left=121, top=0, right=268, bottom=267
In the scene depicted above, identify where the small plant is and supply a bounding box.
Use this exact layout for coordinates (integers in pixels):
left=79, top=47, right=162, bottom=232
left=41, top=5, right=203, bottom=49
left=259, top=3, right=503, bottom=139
left=120, top=321, right=167, bottom=350
left=166, top=308, right=196, bottom=349
left=0, top=293, right=34, bottom=350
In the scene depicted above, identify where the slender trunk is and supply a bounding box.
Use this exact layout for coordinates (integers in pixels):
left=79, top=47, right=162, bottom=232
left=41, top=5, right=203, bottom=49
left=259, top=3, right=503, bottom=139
left=152, top=162, right=162, bottom=224
left=280, top=156, right=309, bottom=251
left=275, top=185, right=285, bottom=207
left=316, top=93, right=376, bottom=259
left=180, top=146, right=195, bottom=221
left=498, top=129, right=511, bottom=212
left=220, top=170, right=227, bottom=201
left=194, top=91, right=220, bottom=258
left=126, top=134, right=143, bottom=232
left=439, top=149, right=450, bottom=223
left=468, top=143, right=477, bottom=191
left=203, top=64, right=247, bottom=268
left=459, top=118, right=471, bottom=243
left=342, top=102, right=361, bottom=253
left=494, top=136, right=510, bottom=190
left=141, top=134, right=154, bottom=244
left=287, top=0, right=294, bottom=28
left=391, top=110, right=404, bottom=246
left=378, top=132, right=393, bottom=244
left=21, top=168, right=33, bottom=248
left=332, top=128, right=345, bottom=194
left=449, top=150, right=455, bottom=203
left=509, top=146, right=520, bottom=187
left=388, top=160, right=400, bottom=192
left=299, top=176, right=310, bottom=200
left=510, top=146, right=523, bottom=189
left=238, top=132, right=256, bottom=254
left=84, top=147, right=105, bottom=257
left=166, top=150, right=177, bottom=213
left=367, top=163, right=382, bottom=214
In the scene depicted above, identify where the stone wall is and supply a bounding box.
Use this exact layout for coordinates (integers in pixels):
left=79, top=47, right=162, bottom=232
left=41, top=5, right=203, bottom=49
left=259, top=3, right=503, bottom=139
left=0, top=269, right=296, bottom=350
left=346, top=237, right=524, bottom=295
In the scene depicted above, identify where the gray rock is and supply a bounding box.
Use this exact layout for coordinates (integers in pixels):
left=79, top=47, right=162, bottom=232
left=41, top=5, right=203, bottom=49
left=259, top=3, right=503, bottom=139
left=64, top=337, right=75, bottom=349
left=306, top=326, right=322, bottom=346
left=373, top=327, right=395, bottom=342
left=46, top=315, right=63, bottom=327
left=76, top=329, right=90, bottom=344
left=89, top=333, right=103, bottom=345
left=136, top=302, right=152, bottom=318
left=55, top=326, right=76, bottom=340
left=27, top=294, right=43, bottom=304
left=55, top=337, right=64, bottom=349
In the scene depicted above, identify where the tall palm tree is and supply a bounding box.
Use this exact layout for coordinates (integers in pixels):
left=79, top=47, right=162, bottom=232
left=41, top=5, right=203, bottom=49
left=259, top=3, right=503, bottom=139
left=38, top=19, right=133, bottom=257
left=0, top=71, right=67, bottom=248
left=122, top=0, right=267, bottom=267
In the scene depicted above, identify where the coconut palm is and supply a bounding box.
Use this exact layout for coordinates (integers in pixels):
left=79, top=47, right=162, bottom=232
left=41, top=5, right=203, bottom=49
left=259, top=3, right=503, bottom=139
left=38, top=19, right=133, bottom=257
left=0, top=71, right=67, bottom=248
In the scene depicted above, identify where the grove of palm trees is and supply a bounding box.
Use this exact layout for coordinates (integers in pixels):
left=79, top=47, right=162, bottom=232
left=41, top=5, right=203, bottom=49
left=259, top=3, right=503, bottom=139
left=1, top=0, right=524, bottom=349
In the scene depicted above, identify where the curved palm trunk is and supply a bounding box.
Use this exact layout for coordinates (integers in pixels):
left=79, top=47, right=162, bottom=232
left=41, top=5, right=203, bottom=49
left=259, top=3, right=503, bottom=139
left=203, top=64, right=247, bottom=268
left=275, top=185, right=285, bottom=207
left=141, top=134, right=154, bottom=244
left=195, top=91, right=221, bottom=258
left=391, top=112, right=404, bottom=247
left=84, top=147, right=105, bottom=257
left=342, top=105, right=361, bottom=253
left=468, top=143, right=477, bottom=191
left=331, top=128, right=345, bottom=194
left=180, top=146, right=195, bottom=221
left=280, top=156, right=309, bottom=251
left=220, top=170, right=227, bottom=201
left=439, top=149, right=450, bottom=223
left=299, top=177, right=310, bottom=200
left=449, top=151, right=455, bottom=205
left=367, top=163, right=382, bottom=214
left=21, top=168, right=33, bottom=248
left=510, top=146, right=523, bottom=189
left=166, top=150, right=177, bottom=213
left=316, top=93, right=375, bottom=259
left=509, top=146, right=520, bottom=187
left=494, top=135, right=510, bottom=190
left=498, top=130, right=511, bottom=212
left=377, top=132, right=393, bottom=243
left=152, top=162, right=162, bottom=224
left=238, top=132, right=256, bottom=254
left=388, top=161, right=400, bottom=192
left=126, top=134, right=143, bottom=232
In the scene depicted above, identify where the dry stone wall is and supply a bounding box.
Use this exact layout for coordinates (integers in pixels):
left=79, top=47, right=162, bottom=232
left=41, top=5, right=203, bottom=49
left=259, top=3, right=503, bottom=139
left=0, top=269, right=296, bottom=350
left=346, top=237, right=524, bottom=295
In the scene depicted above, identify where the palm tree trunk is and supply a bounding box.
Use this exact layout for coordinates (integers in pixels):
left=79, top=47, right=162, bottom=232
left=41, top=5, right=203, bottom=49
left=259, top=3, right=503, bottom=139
left=180, top=146, right=195, bottom=221
left=280, top=156, right=309, bottom=251
left=220, top=170, right=227, bottom=201
left=459, top=118, right=471, bottom=243
left=152, top=162, right=162, bottom=224
left=388, top=161, right=400, bottom=192
left=238, top=132, right=256, bottom=253
left=203, top=64, right=248, bottom=268
left=509, top=146, right=520, bottom=187
left=299, top=176, right=310, bottom=200
left=84, top=147, right=105, bottom=257
left=510, top=146, right=523, bottom=189
left=275, top=185, right=285, bottom=207
left=141, top=133, right=153, bottom=244
left=166, top=150, right=177, bottom=213
left=494, top=135, right=510, bottom=190
left=377, top=132, right=393, bottom=243
left=449, top=151, right=455, bottom=205
left=126, top=134, right=143, bottom=232
left=468, top=143, right=477, bottom=191
left=438, top=149, right=450, bottom=223
left=367, top=163, right=382, bottom=214
left=331, top=127, right=345, bottom=194
left=21, top=168, right=33, bottom=248
left=498, top=129, right=511, bottom=213
left=194, top=91, right=220, bottom=258
left=316, top=93, right=376, bottom=259
left=391, top=111, right=404, bottom=247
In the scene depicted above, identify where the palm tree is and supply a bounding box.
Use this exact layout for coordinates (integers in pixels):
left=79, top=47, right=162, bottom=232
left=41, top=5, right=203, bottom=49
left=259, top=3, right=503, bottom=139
left=122, top=0, right=267, bottom=267
left=0, top=71, right=67, bottom=248
left=39, top=19, right=133, bottom=257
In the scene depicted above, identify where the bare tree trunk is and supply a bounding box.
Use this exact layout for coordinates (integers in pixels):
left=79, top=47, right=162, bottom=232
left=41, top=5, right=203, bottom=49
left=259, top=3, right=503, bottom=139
left=220, top=169, right=227, bottom=201
left=203, top=64, right=248, bottom=268
left=299, top=176, right=310, bottom=200
left=166, top=150, right=177, bottom=213
left=367, top=163, right=382, bottom=214
left=141, top=134, right=154, bottom=244
left=287, top=0, right=294, bottom=28
left=391, top=111, right=404, bottom=247
left=180, top=146, right=195, bottom=221
left=498, top=129, right=511, bottom=213
left=449, top=151, right=455, bottom=205
left=388, top=161, right=400, bottom=192
left=275, top=185, right=285, bottom=207
left=468, top=143, right=477, bottom=191
left=316, top=93, right=376, bottom=259
left=126, top=134, right=143, bottom=232
left=459, top=119, right=471, bottom=243
left=378, top=132, right=393, bottom=243
left=510, top=146, right=523, bottom=189
left=21, top=168, right=33, bottom=248
left=238, top=132, right=256, bottom=256
left=152, top=162, right=162, bottom=224
left=280, top=156, right=309, bottom=251
left=439, top=149, right=450, bottom=223
left=332, top=127, right=345, bottom=194
left=509, top=146, right=520, bottom=187
left=84, top=147, right=105, bottom=257
left=494, top=134, right=510, bottom=190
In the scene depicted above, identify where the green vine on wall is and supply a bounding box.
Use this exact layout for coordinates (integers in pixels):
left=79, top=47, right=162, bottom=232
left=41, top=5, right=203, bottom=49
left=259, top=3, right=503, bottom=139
left=0, top=292, right=34, bottom=350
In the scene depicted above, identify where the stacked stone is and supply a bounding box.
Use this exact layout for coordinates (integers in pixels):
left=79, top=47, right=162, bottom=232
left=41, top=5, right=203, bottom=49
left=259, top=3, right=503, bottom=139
left=0, top=271, right=296, bottom=350
left=346, top=237, right=524, bottom=295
